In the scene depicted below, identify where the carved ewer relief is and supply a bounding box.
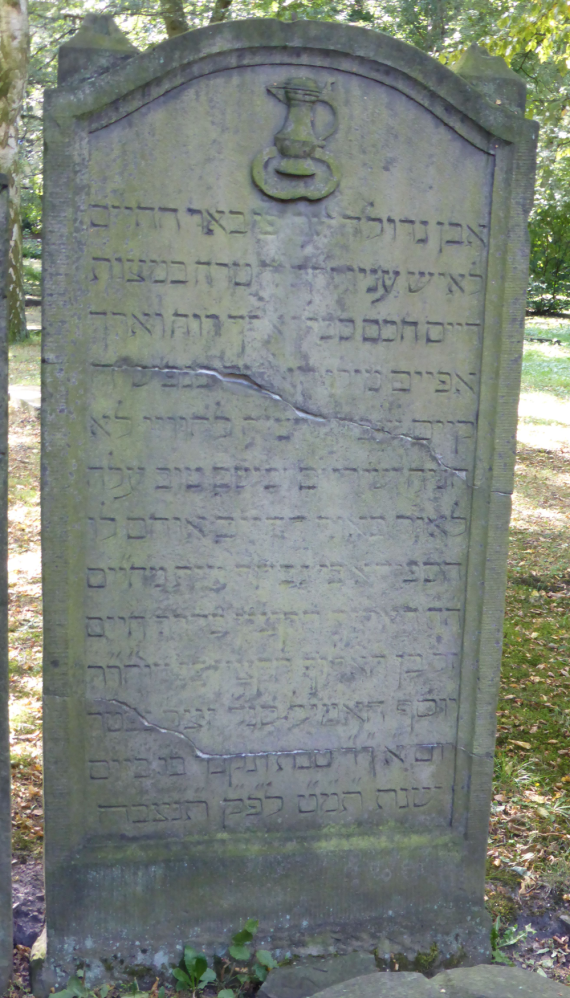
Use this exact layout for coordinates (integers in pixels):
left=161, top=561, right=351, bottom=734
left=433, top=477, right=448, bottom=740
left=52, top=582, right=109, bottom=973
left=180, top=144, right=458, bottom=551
left=252, top=77, right=340, bottom=201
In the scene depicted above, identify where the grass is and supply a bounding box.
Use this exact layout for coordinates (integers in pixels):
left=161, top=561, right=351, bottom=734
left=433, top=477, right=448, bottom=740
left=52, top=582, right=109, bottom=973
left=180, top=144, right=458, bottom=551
left=9, top=342, right=41, bottom=387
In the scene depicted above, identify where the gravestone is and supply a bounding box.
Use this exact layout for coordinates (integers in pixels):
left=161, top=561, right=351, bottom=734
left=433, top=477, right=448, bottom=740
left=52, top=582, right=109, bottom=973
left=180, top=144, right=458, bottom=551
left=0, top=173, right=12, bottom=992
left=39, top=16, right=537, bottom=993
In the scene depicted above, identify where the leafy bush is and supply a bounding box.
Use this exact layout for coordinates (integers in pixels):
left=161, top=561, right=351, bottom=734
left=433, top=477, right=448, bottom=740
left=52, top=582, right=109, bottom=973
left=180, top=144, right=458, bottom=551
left=22, top=238, right=42, bottom=259
left=528, top=198, right=570, bottom=314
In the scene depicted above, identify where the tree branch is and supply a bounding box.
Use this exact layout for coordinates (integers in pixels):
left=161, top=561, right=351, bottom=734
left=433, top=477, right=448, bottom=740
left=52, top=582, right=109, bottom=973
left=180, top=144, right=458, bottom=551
left=160, top=0, right=188, bottom=36
left=209, top=0, right=232, bottom=25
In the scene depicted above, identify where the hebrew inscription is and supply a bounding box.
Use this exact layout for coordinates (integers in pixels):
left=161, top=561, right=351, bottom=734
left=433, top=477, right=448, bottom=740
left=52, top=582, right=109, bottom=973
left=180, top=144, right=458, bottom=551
left=65, top=64, right=495, bottom=842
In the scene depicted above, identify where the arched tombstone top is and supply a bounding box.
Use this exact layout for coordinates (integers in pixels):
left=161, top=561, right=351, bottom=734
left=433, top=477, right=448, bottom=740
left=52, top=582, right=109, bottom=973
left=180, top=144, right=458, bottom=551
left=39, top=17, right=537, bottom=995
left=52, top=18, right=532, bottom=148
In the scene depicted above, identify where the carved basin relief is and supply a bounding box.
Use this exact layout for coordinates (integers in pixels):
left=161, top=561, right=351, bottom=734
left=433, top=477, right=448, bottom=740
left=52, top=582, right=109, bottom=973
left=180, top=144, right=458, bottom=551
left=252, top=77, right=340, bottom=201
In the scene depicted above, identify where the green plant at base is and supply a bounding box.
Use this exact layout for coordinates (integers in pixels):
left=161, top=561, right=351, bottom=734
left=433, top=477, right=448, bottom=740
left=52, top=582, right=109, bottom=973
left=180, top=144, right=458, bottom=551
left=215, top=919, right=278, bottom=997
left=52, top=968, right=111, bottom=998
left=490, top=916, right=536, bottom=964
left=55, top=919, right=278, bottom=998
left=172, top=945, right=218, bottom=992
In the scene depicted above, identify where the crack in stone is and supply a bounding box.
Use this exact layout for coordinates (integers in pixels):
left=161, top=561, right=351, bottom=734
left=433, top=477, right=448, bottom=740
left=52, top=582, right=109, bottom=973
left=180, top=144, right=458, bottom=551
left=94, top=698, right=461, bottom=770
left=99, top=362, right=472, bottom=483
left=96, top=697, right=336, bottom=761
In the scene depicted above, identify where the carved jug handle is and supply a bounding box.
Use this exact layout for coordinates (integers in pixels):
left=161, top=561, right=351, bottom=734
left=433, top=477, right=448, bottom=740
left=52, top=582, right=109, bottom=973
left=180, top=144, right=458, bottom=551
left=314, top=97, right=338, bottom=145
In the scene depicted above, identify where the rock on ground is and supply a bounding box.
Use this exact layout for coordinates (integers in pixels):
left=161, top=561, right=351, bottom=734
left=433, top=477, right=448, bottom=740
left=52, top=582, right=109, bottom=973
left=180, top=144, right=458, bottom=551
left=310, top=966, right=569, bottom=996
left=260, top=954, right=378, bottom=998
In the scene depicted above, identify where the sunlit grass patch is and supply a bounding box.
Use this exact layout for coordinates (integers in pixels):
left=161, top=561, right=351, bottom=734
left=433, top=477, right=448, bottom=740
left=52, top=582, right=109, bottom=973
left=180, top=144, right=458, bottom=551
left=9, top=341, right=41, bottom=387
left=522, top=319, right=570, bottom=398
left=8, top=398, right=42, bottom=854
left=518, top=393, right=570, bottom=451
left=526, top=316, right=570, bottom=343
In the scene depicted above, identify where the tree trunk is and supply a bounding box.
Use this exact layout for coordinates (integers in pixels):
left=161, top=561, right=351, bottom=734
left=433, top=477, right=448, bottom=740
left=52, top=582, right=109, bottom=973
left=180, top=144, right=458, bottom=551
left=0, top=0, right=29, bottom=343
left=209, top=0, right=233, bottom=24
left=160, top=0, right=189, bottom=37
left=7, top=164, right=24, bottom=342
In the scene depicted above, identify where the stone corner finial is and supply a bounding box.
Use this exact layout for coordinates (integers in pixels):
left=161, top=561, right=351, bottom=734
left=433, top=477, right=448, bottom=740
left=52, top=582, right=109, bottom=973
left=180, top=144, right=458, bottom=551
left=453, top=43, right=526, bottom=115
left=57, top=14, right=139, bottom=87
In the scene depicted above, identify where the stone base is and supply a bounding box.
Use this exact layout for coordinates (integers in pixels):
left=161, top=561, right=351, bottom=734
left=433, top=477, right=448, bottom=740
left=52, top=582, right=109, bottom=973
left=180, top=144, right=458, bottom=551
left=33, top=833, right=492, bottom=995
left=33, top=917, right=490, bottom=998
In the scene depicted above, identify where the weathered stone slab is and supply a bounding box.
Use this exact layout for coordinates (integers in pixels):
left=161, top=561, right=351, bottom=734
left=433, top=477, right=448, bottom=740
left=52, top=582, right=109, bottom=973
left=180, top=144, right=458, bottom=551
left=309, top=973, right=434, bottom=997
left=0, top=174, right=11, bottom=991
left=40, top=16, right=537, bottom=994
left=311, top=967, right=569, bottom=997
left=436, top=965, right=569, bottom=995
left=260, top=954, right=378, bottom=998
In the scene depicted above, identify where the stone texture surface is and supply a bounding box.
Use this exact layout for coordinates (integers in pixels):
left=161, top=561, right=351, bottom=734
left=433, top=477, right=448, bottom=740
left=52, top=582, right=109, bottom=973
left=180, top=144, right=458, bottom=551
left=436, top=965, right=569, bottom=995
left=309, top=974, right=434, bottom=997
left=311, top=967, right=570, bottom=996
left=260, top=954, right=378, bottom=998
left=39, top=18, right=537, bottom=994
left=57, top=14, right=138, bottom=86
left=0, top=172, right=11, bottom=993
left=454, top=44, right=527, bottom=114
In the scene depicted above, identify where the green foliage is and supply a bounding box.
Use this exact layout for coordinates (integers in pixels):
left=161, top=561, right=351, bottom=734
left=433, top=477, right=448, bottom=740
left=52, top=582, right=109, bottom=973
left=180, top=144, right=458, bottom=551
left=21, top=172, right=43, bottom=236
left=52, top=968, right=111, bottom=998
left=22, top=238, right=42, bottom=259
left=526, top=148, right=570, bottom=314
left=490, top=916, right=535, bottom=964
left=52, top=971, right=167, bottom=998
left=228, top=917, right=259, bottom=962
left=225, top=919, right=277, bottom=986
left=173, top=946, right=218, bottom=992
left=171, top=919, right=278, bottom=997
